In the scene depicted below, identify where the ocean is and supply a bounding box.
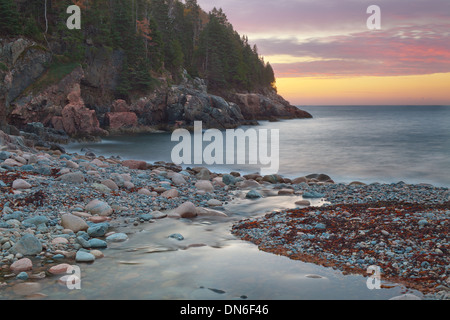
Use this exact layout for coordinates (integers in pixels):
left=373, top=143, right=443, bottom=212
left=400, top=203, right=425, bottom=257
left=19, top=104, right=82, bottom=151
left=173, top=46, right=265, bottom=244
left=67, top=105, right=450, bottom=187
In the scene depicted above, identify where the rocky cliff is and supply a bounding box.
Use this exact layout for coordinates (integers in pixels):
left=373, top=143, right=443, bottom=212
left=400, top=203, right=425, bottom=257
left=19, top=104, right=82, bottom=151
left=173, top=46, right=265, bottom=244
left=0, top=37, right=312, bottom=145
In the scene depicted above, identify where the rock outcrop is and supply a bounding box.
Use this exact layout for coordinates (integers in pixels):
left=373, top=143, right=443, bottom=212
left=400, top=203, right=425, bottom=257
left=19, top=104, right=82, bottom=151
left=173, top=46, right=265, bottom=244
left=2, top=37, right=311, bottom=141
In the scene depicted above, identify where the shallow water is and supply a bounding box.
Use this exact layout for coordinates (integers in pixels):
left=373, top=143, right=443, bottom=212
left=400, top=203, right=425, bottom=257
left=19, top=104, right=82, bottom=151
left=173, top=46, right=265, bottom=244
left=0, top=195, right=422, bottom=300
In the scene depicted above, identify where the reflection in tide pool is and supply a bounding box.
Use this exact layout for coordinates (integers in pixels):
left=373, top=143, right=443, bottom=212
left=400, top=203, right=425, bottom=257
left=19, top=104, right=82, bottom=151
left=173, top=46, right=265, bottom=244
left=3, top=196, right=422, bottom=300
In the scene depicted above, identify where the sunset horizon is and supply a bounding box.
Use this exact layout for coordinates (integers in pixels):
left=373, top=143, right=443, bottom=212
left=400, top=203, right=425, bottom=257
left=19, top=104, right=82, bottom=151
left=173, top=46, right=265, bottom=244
left=197, top=0, right=450, bottom=106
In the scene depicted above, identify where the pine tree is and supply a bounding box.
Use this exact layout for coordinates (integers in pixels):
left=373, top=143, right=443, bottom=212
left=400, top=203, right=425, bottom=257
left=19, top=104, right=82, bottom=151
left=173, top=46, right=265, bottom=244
left=0, top=0, right=21, bottom=36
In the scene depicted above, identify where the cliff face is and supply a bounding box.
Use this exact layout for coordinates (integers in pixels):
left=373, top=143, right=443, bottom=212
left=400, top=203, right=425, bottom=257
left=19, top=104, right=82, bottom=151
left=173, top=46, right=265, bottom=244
left=0, top=37, right=311, bottom=143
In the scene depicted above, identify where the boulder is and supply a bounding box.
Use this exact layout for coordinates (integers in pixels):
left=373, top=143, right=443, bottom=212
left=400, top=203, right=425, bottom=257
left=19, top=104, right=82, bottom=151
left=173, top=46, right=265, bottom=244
left=61, top=84, right=107, bottom=137
left=105, top=112, right=138, bottom=130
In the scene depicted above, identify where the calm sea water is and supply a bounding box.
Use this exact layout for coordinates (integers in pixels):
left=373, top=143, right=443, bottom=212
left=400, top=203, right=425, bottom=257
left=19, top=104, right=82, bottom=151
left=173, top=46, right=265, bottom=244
left=68, top=105, right=450, bottom=187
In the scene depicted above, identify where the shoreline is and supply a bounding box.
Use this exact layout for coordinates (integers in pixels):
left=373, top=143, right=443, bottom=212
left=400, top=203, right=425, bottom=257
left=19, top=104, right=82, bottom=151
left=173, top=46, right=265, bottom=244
left=0, top=143, right=449, bottom=299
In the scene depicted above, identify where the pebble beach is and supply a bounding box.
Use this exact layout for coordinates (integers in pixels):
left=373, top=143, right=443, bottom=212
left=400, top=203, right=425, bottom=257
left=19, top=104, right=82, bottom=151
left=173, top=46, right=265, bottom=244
left=0, top=144, right=449, bottom=300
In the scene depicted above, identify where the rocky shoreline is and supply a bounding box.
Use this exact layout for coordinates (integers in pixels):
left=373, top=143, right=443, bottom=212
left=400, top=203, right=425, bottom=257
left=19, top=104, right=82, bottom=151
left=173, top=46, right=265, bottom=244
left=0, top=130, right=448, bottom=300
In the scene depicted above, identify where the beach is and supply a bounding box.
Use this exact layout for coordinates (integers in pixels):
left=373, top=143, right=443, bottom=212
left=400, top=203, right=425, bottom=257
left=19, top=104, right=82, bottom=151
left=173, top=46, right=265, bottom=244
left=0, top=143, right=448, bottom=300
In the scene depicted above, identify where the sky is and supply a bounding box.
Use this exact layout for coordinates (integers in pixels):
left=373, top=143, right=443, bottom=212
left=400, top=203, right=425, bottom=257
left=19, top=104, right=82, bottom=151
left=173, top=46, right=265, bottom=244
left=196, top=0, right=450, bottom=105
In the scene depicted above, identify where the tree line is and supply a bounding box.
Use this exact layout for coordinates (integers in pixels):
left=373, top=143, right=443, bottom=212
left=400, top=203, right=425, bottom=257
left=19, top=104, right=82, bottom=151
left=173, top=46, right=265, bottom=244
left=0, top=0, right=276, bottom=98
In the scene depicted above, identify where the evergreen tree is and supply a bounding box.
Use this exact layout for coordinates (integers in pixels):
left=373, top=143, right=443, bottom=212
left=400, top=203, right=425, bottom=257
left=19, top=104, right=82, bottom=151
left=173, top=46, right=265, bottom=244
left=0, top=0, right=21, bottom=35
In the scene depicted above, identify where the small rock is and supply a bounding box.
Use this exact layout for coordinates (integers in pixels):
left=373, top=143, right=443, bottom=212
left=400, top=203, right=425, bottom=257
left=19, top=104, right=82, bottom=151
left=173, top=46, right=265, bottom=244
left=88, top=238, right=108, bottom=248
left=12, top=282, right=42, bottom=296
left=10, top=258, right=33, bottom=273
left=122, top=160, right=147, bottom=170
left=60, top=214, right=89, bottom=232
left=85, top=199, right=113, bottom=216
left=90, top=249, right=104, bottom=259
left=207, top=199, right=222, bottom=207
left=246, top=190, right=262, bottom=199
left=16, top=272, right=29, bottom=280
left=105, top=233, right=128, bottom=242
left=87, top=223, right=109, bottom=237
left=56, top=172, right=86, bottom=183
left=174, top=201, right=197, bottom=218
left=295, top=200, right=311, bottom=206
left=9, top=234, right=43, bottom=256
left=75, top=250, right=95, bottom=262
left=278, top=188, right=294, bottom=195
left=12, top=179, right=31, bottom=189
left=302, top=191, right=325, bottom=199
left=195, top=180, right=214, bottom=193
left=169, top=233, right=184, bottom=241
left=222, top=174, right=237, bottom=185
left=138, top=188, right=152, bottom=195
left=171, top=173, right=186, bottom=185
left=161, top=189, right=179, bottom=198
left=48, top=263, right=71, bottom=275
left=101, top=179, right=119, bottom=190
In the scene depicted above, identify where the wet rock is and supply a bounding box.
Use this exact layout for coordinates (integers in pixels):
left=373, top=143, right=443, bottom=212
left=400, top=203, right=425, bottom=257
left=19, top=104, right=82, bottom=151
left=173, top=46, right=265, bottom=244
left=174, top=201, right=197, bottom=218
left=12, top=282, right=42, bottom=296
left=10, top=258, right=33, bottom=273
left=75, top=250, right=95, bottom=262
left=278, top=188, right=294, bottom=195
left=105, top=233, right=128, bottom=242
left=48, top=263, right=71, bottom=275
left=295, top=200, right=311, bottom=206
left=246, top=190, right=262, bottom=199
left=169, top=233, right=184, bottom=241
left=88, top=238, right=107, bottom=248
left=302, top=191, right=325, bottom=198
left=87, top=223, right=109, bottom=237
left=196, top=207, right=228, bottom=217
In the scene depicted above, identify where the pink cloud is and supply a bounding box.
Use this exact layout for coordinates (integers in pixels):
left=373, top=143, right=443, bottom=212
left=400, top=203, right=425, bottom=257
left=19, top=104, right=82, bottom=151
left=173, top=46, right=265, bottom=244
left=259, top=25, right=450, bottom=77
